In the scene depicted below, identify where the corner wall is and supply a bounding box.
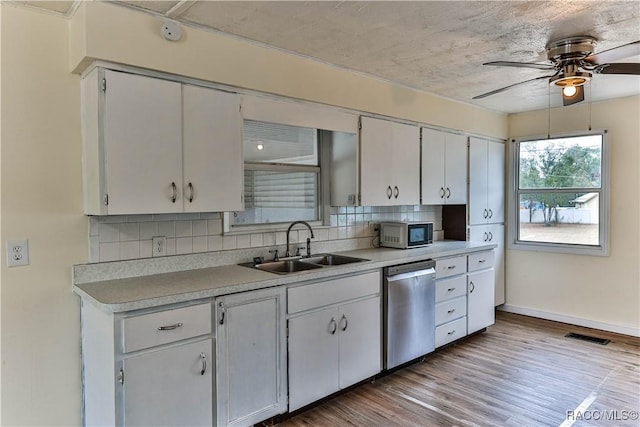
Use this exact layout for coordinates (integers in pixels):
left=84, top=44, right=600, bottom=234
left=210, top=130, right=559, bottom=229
left=1, top=4, right=86, bottom=425
left=505, top=96, right=640, bottom=336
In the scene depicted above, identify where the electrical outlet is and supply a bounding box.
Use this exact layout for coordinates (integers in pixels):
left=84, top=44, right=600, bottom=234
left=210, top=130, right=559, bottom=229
left=368, top=222, right=380, bottom=233
left=6, top=240, right=29, bottom=267
left=152, top=236, right=166, bottom=257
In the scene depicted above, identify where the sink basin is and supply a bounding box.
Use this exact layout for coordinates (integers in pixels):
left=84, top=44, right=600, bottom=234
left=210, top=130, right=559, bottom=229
left=239, top=253, right=369, bottom=275
left=252, top=260, right=324, bottom=275
left=300, top=254, right=370, bottom=266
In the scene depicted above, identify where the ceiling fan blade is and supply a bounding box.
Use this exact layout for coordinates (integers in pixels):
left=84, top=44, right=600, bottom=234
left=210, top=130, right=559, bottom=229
left=483, top=61, right=554, bottom=70
left=473, top=75, right=554, bottom=99
left=585, top=40, right=640, bottom=64
left=595, top=63, right=640, bottom=75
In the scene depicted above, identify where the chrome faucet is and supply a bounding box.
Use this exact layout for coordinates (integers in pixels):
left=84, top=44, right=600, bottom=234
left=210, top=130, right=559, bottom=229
left=285, top=221, right=315, bottom=257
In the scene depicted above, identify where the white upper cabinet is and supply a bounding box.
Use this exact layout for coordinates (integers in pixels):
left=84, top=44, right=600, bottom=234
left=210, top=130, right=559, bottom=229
left=182, top=85, right=243, bottom=212
left=469, top=138, right=505, bottom=225
left=100, top=69, right=183, bottom=214
left=360, top=116, right=420, bottom=206
left=421, top=128, right=467, bottom=205
left=81, top=68, right=243, bottom=215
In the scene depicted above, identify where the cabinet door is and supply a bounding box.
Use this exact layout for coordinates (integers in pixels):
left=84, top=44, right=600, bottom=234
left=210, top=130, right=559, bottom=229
left=390, top=122, right=420, bottom=205
left=360, top=117, right=419, bottom=206
left=421, top=128, right=446, bottom=204
left=103, top=70, right=183, bottom=214
left=487, top=141, right=505, bottom=223
left=122, top=339, right=212, bottom=427
left=444, top=133, right=468, bottom=204
left=183, top=85, right=243, bottom=212
left=360, top=117, right=395, bottom=206
left=338, top=297, right=381, bottom=389
left=467, top=269, right=495, bottom=334
left=215, top=288, right=287, bottom=427
left=468, top=226, right=504, bottom=306
left=468, top=138, right=489, bottom=224
left=288, top=307, right=340, bottom=411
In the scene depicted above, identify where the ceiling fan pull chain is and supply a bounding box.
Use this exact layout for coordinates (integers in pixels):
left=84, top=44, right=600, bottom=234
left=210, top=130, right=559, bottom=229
left=589, top=80, right=593, bottom=132
left=547, top=83, right=551, bottom=139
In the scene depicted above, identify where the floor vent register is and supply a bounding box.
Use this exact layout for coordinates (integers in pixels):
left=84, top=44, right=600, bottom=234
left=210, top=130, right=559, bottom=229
left=564, top=332, right=611, bottom=345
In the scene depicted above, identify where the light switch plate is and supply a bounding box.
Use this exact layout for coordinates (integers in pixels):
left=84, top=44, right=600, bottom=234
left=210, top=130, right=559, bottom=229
left=6, top=240, right=29, bottom=267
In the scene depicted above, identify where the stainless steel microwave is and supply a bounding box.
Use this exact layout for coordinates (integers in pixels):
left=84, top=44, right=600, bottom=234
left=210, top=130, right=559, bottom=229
left=380, top=221, right=433, bottom=249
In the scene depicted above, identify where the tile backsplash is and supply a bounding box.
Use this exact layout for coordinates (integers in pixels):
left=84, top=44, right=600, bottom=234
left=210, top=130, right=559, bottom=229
left=88, top=206, right=443, bottom=263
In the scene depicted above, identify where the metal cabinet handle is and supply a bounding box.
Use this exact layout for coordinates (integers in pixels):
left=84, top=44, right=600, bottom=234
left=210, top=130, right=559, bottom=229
left=483, top=209, right=488, bottom=219
left=484, top=232, right=488, bottom=242
left=340, top=314, right=348, bottom=331
left=447, top=265, right=456, bottom=270
left=488, top=209, right=493, bottom=218
left=393, top=186, right=399, bottom=199
left=447, top=330, right=456, bottom=335
left=446, top=187, right=451, bottom=199
left=200, top=352, right=207, bottom=375
left=218, top=301, right=225, bottom=325
left=158, top=322, right=183, bottom=331
left=439, top=187, right=445, bottom=198
left=329, top=317, right=337, bottom=335
left=478, top=259, right=486, bottom=264
left=188, top=182, right=194, bottom=203
left=386, top=186, right=393, bottom=199
left=171, top=182, right=177, bottom=203
left=447, top=287, right=455, bottom=292
left=447, top=309, right=456, bottom=314
left=488, top=231, right=493, bottom=241
left=469, top=281, right=475, bottom=293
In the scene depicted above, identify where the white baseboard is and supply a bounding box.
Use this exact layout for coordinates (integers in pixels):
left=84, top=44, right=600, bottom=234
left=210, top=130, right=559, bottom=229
left=498, top=304, right=640, bottom=338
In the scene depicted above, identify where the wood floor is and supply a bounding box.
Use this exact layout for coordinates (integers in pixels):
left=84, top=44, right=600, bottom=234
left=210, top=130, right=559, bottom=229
left=278, top=311, right=640, bottom=427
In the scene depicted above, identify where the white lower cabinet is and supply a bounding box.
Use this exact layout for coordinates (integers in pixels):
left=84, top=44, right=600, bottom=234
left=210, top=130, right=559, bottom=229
left=469, top=224, right=505, bottom=306
left=467, top=269, right=496, bottom=334
left=80, top=300, right=214, bottom=427
left=215, top=287, right=287, bottom=427
left=122, top=339, right=213, bottom=427
left=287, top=271, right=381, bottom=411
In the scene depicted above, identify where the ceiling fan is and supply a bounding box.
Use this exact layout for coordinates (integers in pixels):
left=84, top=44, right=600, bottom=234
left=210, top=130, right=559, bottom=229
left=474, top=36, right=640, bottom=106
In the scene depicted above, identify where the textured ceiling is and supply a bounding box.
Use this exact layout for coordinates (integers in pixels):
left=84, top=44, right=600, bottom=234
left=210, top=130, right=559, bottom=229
left=19, top=1, right=640, bottom=114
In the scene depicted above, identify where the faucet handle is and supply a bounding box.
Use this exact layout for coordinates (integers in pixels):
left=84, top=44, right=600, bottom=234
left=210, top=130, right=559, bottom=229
left=268, top=249, right=279, bottom=261
left=295, top=246, right=305, bottom=257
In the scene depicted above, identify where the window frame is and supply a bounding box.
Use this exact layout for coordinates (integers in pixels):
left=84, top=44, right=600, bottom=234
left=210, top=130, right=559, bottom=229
left=507, top=130, right=609, bottom=256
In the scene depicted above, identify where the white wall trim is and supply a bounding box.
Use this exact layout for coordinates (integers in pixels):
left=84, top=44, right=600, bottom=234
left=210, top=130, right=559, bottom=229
left=499, top=304, right=640, bottom=338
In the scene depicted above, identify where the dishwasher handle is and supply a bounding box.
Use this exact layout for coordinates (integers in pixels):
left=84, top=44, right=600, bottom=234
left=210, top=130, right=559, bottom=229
left=386, top=268, right=435, bottom=283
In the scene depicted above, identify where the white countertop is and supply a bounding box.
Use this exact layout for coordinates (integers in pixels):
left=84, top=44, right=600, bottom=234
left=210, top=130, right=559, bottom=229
left=73, top=241, right=496, bottom=313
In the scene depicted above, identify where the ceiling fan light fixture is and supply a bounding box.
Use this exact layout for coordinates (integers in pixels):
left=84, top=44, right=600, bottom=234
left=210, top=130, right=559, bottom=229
left=549, top=71, right=592, bottom=88
left=563, top=86, right=578, bottom=97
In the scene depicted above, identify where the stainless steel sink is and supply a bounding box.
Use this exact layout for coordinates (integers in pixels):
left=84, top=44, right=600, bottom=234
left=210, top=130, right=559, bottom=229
left=252, top=259, right=324, bottom=274
left=300, top=254, right=369, bottom=266
left=239, top=253, right=369, bottom=275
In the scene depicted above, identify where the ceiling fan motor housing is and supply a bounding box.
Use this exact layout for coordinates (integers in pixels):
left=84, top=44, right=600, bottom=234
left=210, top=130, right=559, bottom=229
left=547, top=36, right=597, bottom=87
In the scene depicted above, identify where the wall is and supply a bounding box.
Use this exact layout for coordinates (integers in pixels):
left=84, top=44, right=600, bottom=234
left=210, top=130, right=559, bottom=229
left=0, top=2, right=508, bottom=426
left=506, top=96, right=640, bottom=336
left=69, top=1, right=508, bottom=140
left=0, top=4, right=86, bottom=425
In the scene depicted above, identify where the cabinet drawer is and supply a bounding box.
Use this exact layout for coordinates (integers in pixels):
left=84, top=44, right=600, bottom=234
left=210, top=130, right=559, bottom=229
left=435, top=317, right=467, bottom=348
left=435, top=256, right=467, bottom=279
left=435, top=275, right=467, bottom=303
left=435, top=296, right=467, bottom=326
left=123, top=303, right=211, bottom=353
left=468, top=251, right=494, bottom=272
left=288, top=271, right=380, bottom=314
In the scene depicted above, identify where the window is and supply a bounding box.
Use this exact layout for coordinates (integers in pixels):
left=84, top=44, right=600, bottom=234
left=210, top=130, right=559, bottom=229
left=510, top=131, right=608, bottom=255
left=233, top=120, right=321, bottom=226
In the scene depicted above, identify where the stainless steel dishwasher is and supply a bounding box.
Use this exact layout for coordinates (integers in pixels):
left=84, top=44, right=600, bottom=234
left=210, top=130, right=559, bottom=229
left=383, top=259, right=436, bottom=370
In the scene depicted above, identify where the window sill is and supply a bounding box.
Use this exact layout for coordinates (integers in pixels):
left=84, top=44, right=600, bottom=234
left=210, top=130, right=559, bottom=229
left=508, top=240, right=609, bottom=257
